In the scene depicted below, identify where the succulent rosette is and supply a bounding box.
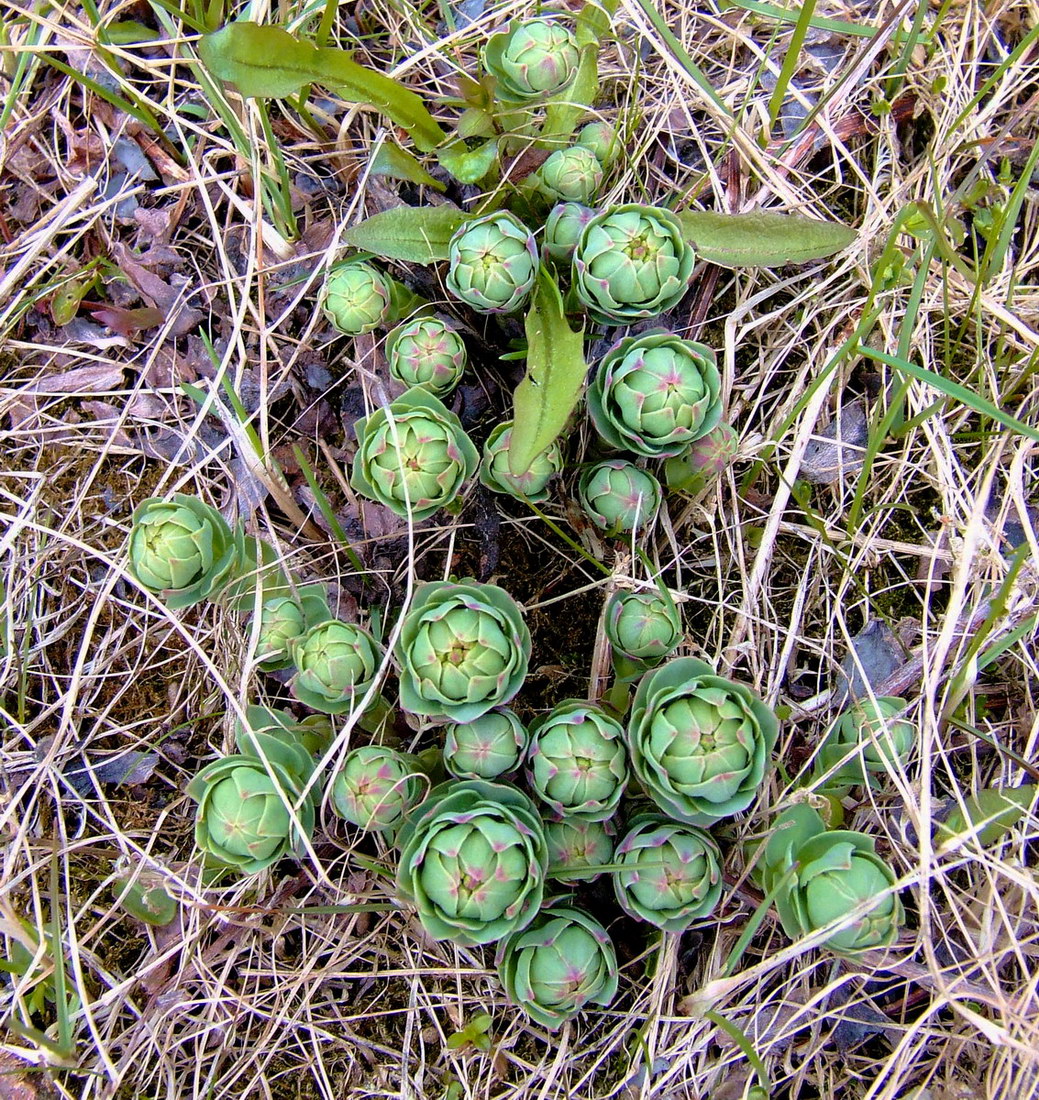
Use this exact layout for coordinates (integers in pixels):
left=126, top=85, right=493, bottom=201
left=816, top=697, right=915, bottom=790
left=482, top=18, right=580, bottom=100
left=579, top=459, right=662, bottom=537
left=396, top=580, right=530, bottom=723
left=254, top=595, right=307, bottom=670
left=536, top=146, right=603, bottom=204
left=526, top=701, right=628, bottom=821
left=604, top=589, right=682, bottom=675
left=396, top=779, right=549, bottom=946
left=330, top=745, right=424, bottom=832
left=496, top=904, right=618, bottom=1029
left=577, top=121, right=621, bottom=166
left=613, top=812, right=723, bottom=931
left=128, top=494, right=242, bottom=609
left=479, top=420, right=563, bottom=502
left=664, top=421, right=739, bottom=493
left=443, top=708, right=529, bottom=780
left=627, top=657, right=778, bottom=826
left=543, top=202, right=598, bottom=263
left=187, top=733, right=316, bottom=875
left=588, top=332, right=723, bottom=458
left=758, top=805, right=904, bottom=955
left=545, top=817, right=615, bottom=882
left=446, top=212, right=539, bottom=314
left=385, top=316, right=467, bottom=397
left=321, top=259, right=391, bottom=335
left=573, top=204, right=695, bottom=325
left=350, top=386, right=480, bottom=521
left=290, top=619, right=384, bottom=715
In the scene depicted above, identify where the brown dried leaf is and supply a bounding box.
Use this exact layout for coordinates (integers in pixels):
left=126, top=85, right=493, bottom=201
left=799, top=398, right=869, bottom=484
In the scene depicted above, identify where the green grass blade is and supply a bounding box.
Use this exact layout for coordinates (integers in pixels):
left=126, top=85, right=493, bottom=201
left=858, top=347, right=1039, bottom=443
left=767, top=0, right=817, bottom=132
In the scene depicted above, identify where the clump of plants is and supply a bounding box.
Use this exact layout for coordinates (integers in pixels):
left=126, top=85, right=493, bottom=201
left=116, top=4, right=912, bottom=1035
left=127, top=492, right=908, bottom=1029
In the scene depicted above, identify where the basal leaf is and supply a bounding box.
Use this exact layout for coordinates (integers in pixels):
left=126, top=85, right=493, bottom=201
left=937, top=785, right=1037, bottom=848
left=437, top=138, right=500, bottom=184
left=508, top=269, right=586, bottom=477
left=198, top=23, right=447, bottom=152
left=371, top=142, right=445, bottom=191
left=677, top=209, right=857, bottom=268
left=341, top=206, right=470, bottom=264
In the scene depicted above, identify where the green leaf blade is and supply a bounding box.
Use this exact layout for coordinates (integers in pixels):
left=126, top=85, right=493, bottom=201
left=198, top=23, right=447, bottom=152
left=341, top=206, right=469, bottom=264
left=508, top=269, right=587, bottom=477
left=678, top=209, right=857, bottom=268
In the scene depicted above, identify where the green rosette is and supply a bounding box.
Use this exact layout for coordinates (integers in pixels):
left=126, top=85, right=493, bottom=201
left=572, top=204, right=694, bottom=326
left=587, top=331, right=722, bottom=458
left=495, top=903, right=618, bottom=1029
left=627, top=656, right=777, bottom=825
left=526, top=700, right=628, bottom=821
left=128, top=493, right=242, bottom=609
left=350, top=386, right=479, bottom=521
left=395, top=779, right=549, bottom=946
left=612, top=811, right=723, bottom=931
left=757, top=805, right=904, bottom=955
left=395, top=579, right=530, bottom=724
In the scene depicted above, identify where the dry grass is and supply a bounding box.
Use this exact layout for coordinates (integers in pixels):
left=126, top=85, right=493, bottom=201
left=2, top=0, right=1039, bottom=1097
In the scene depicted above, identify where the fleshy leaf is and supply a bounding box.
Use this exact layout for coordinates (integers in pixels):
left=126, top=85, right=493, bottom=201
left=936, top=785, right=1037, bottom=848
left=437, top=138, right=500, bottom=184
left=371, top=142, right=446, bottom=192
left=677, top=209, right=857, bottom=268
left=198, top=22, right=447, bottom=152
left=508, top=269, right=586, bottom=477
left=111, top=870, right=178, bottom=926
left=342, top=206, right=470, bottom=264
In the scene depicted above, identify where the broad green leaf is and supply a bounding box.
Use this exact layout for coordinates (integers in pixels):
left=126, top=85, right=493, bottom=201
left=677, top=209, right=857, bottom=267
left=937, top=785, right=1037, bottom=848
left=371, top=142, right=445, bottom=192
left=437, top=138, right=500, bottom=184
left=198, top=23, right=447, bottom=152
left=508, top=269, right=586, bottom=477
left=112, top=872, right=178, bottom=926
left=341, top=206, right=469, bottom=263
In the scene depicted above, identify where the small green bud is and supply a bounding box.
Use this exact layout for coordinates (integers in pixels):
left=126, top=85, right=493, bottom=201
left=386, top=316, right=467, bottom=397
left=536, top=146, right=603, bottom=204
left=322, top=260, right=391, bottom=335
left=578, top=459, right=662, bottom=537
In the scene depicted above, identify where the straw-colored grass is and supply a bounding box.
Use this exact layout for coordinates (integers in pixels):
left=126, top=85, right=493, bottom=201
left=2, top=0, right=1038, bottom=1097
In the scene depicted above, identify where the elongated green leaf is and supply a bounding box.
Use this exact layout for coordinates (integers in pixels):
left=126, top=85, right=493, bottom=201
left=860, top=347, right=1039, bottom=442
left=371, top=142, right=445, bottom=192
left=678, top=209, right=857, bottom=267
left=508, top=270, right=586, bottom=477
left=341, top=206, right=469, bottom=263
left=937, top=785, right=1037, bottom=847
left=198, top=23, right=447, bottom=152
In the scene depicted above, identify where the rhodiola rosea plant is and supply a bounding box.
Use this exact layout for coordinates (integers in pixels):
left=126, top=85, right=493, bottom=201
left=196, top=3, right=858, bottom=483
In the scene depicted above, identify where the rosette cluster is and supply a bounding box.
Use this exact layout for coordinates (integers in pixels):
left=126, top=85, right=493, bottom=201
left=128, top=494, right=242, bottom=609
left=350, top=387, right=479, bottom=521
left=628, top=657, right=778, bottom=826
